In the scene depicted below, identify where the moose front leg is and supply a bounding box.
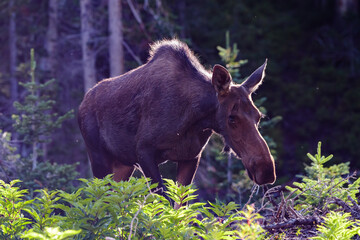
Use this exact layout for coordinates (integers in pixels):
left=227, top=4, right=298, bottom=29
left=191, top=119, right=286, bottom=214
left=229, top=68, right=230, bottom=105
left=176, top=158, right=200, bottom=186
left=175, top=157, right=200, bottom=209
left=136, top=146, right=172, bottom=203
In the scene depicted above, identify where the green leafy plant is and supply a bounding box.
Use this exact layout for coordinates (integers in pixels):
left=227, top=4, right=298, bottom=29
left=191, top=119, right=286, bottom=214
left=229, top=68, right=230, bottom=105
left=23, top=189, right=62, bottom=232
left=17, top=160, right=79, bottom=196
left=0, top=179, right=33, bottom=239
left=217, top=31, right=248, bottom=83
left=286, top=142, right=360, bottom=212
left=22, top=227, right=81, bottom=240
left=0, top=130, right=20, bottom=181
left=0, top=175, right=268, bottom=239
left=311, top=212, right=360, bottom=240
left=236, top=205, right=265, bottom=240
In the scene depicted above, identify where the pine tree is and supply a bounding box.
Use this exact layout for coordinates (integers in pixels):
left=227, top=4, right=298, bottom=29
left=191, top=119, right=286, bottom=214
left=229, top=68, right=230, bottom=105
left=12, top=49, right=73, bottom=170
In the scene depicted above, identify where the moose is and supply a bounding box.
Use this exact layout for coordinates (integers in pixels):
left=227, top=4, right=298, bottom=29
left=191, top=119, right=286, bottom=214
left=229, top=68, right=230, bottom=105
left=78, top=39, right=276, bottom=201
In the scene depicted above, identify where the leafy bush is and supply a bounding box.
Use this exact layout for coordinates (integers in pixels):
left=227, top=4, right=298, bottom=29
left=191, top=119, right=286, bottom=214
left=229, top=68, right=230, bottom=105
left=0, top=130, right=19, bottom=181
left=0, top=176, right=265, bottom=239
left=22, top=227, right=81, bottom=240
left=311, top=212, right=360, bottom=240
left=17, top=160, right=79, bottom=196
left=263, top=142, right=360, bottom=239
left=0, top=179, right=33, bottom=239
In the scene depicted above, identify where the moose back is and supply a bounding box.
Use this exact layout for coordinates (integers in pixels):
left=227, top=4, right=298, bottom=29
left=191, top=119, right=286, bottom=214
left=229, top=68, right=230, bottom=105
left=78, top=39, right=276, bottom=196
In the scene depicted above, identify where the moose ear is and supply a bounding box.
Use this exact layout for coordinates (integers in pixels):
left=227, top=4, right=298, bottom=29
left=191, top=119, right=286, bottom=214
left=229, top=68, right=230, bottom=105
left=212, top=64, right=232, bottom=96
left=242, top=59, right=267, bottom=93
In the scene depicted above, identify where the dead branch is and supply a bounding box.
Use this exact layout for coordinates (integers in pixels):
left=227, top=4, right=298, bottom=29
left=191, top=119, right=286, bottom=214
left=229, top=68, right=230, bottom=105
left=241, top=184, right=260, bottom=211
left=260, top=185, right=282, bottom=209
left=123, top=40, right=142, bottom=65
left=263, top=216, right=321, bottom=231
left=287, top=200, right=302, bottom=219
left=275, top=191, right=286, bottom=221
left=348, top=195, right=360, bottom=212
left=329, top=197, right=360, bottom=219
left=125, top=0, right=151, bottom=40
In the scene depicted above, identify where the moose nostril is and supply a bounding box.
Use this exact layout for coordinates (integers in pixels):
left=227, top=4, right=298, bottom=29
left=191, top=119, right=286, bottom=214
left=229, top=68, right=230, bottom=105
left=257, top=169, right=276, bottom=185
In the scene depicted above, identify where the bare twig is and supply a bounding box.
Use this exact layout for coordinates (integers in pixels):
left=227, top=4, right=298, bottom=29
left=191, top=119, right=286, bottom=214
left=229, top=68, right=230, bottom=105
left=275, top=191, right=286, bottom=222
left=329, top=197, right=360, bottom=219
left=128, top=193, right=151, bottom=240
left=348, top=195, right=360, bottom=212
left=123, top=41, right=142, bottom=65
left=125, top=0, right=151, bottom=40
left=287, top=201, right=301, bottom=219
left=128, top=165, right=156, bottom=240
left=257, top=186, right=282, bottom=214
left=263, top=216, right=321, bottom=230
left=242, top=184, right=260, bottom=211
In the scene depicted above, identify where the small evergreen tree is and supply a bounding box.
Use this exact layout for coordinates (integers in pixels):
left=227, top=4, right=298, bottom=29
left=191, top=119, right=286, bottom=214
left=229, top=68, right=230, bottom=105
left=12, top=49, right=73, bottom=170
left=8, top=49, right=78, bottom=194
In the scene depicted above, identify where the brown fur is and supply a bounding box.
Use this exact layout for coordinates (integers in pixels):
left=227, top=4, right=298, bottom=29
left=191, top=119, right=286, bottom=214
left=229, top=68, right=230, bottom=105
left=78, top=39, right=276, bottom=199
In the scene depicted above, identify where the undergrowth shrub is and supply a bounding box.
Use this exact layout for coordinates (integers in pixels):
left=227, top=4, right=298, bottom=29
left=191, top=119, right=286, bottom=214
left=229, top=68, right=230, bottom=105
left=310, top=212, right=360, bottom=240
left=2, top=142, right=360, bottom=239
left=286, top=142, right=360, bottom=213
left=0, top=176, right=264, bottom=240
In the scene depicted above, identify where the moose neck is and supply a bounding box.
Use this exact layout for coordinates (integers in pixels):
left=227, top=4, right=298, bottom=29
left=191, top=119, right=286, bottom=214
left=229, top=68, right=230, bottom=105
left=197, top=84, right=222, bottom=134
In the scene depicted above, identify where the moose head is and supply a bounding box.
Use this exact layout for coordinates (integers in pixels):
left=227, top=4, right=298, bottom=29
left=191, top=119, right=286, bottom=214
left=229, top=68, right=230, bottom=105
left=212, top=60, right=276, bottom=185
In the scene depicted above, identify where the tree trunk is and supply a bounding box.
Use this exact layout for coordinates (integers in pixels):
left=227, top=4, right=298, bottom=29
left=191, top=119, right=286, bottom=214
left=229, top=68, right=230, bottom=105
left=336, top=0, right=358, bottom=16
left=46, top=0, right=58, bottom=77
left=227, top=152, right=232, bottom=197
left=80, top=0, right=96, bottom=93
left=108, top=0, right=124, bottom=77
left=9, top=0, right=17, bottom=104
left=32, top=141, right=38, bottom=170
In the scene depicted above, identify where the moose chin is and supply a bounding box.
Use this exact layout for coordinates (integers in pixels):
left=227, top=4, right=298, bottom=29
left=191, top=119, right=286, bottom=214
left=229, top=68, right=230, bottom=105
left=78, top=39, right=276, bottom=202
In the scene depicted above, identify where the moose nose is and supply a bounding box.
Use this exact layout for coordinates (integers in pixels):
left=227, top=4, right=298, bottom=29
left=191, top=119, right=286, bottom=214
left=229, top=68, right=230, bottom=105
left=256, top=170, right=276, bottom=185
left=254, top=159, right=276, bottom=185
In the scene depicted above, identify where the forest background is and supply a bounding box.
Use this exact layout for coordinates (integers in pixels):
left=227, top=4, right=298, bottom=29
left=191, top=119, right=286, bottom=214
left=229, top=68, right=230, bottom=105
left=0, top=0, right=359, bottom=201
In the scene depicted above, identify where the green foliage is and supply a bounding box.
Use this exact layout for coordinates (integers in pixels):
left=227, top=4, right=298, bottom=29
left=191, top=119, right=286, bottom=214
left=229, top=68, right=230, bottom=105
left=0, top=179, right=33, bottom=239
left=12, top=49, right=73, bottom=146
left=311, top=212, right=360, bottom=240
left=0, top=130, right=20, bottom=181
left=2, top=143, right=360, bottom=239
left=11, top=49, right=74, bottom=172
left=22, top=227, right=82, bottom=240
left=3, top=49, right=78, bottom=195
left=0, top=130, right=19, bottom=163
left=236, top=205, right=265, bottom=240
left=217, top=31, right=248, bottom=83
left=17, top=160, right=79, bottom=195
left=0, top=176, right=266, bottom=239
left=286, top=142, right=360, bottom=212
left=0, top=130, right=78, bottom=194
left=23, top=189, right=62, bottom=231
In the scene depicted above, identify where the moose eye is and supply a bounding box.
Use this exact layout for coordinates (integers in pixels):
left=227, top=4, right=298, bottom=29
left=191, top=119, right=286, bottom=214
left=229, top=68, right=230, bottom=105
left=228, top=115, right=236, bottom=124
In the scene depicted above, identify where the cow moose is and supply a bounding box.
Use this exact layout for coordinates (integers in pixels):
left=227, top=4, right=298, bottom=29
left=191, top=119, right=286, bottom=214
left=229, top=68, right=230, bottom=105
left=78, top=39, right=276, bottom=201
